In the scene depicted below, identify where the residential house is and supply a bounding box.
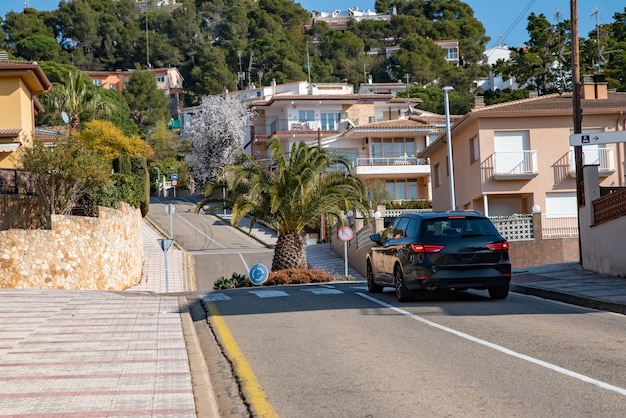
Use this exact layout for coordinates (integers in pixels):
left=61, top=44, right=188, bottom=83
left=420, top=75, right=625, bottom=224
left=84, top=67, right=184, bottom=119
left=307, top=8, right=460, bottom=67
left=0, top=53, right=52, bottom=168
left=246, top=80, right=450, bottom=202
left=475, top=45, right=520, bottom=91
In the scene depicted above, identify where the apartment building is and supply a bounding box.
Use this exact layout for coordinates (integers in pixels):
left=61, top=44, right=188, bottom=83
left=243, top=80, right=451, bottom=201
left=421, top=75, right=626, bottom=220
left=0, top=54, right=52, bottom=168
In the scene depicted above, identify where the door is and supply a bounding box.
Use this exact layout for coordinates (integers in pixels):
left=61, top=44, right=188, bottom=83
left=494, top=131, right=529, bottom=175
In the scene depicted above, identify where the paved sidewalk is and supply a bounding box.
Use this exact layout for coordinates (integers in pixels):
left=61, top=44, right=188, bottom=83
left=0, top=220, right=208, bottom=417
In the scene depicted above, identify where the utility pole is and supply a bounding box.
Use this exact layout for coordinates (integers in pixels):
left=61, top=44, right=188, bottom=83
left=571, top=0, right=583, bottom=263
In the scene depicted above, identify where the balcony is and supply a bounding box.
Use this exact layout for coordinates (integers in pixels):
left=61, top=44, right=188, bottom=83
left=568, top=148, right=614, bottom=177
left=252, top=119, right=338, bottom=140
left=355, top=155, right=430, bottom=178
left=492, top=150, right=538, bottom=180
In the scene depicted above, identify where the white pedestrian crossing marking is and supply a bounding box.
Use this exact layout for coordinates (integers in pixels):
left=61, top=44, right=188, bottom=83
left=249, top=290, right=289, bottom=298
left=301, top=288, right=343, bottom=295
left=201, top=293, right=232, bottom=302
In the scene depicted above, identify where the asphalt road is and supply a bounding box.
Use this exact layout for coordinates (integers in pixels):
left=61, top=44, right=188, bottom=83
left=204, top=283, right=626, bottom=417
left=147, top=199, right=274, bottom=291
left=148, top=197, right=626, bottom=417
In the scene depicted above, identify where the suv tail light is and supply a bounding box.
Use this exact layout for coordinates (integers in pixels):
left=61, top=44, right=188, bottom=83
left=411, top=244, right=444, bottom=253
left=486, top=241, right=509, bottom=251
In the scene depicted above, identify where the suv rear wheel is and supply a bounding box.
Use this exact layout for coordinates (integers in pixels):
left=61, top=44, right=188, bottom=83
left=394, top=264, right=414, bottom=302
left=367, top=261, right=383, bottom=293
left=488, top=286, right=509, bottom=300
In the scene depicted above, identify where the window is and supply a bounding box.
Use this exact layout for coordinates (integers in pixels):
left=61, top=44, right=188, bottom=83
left=320, top=113, right=340, bottom=130
left=329, top=149, right=358, bottom=171
left=386, top=179, right=418, bottom=201
left=298, top=110, right=314, bottom=121
left=434, top=163, right=441, bottom=187
left=93, top=79, right=102, bottom=86
left=470, top=137, right=479, bottom=163
left=156, top=76, right=165, bottom=83
left=109, top=83, right=116, bottom=89
left=371, top=138, right=417, bottom=158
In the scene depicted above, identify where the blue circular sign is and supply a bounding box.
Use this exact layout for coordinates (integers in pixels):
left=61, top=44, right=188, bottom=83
left=171, top=173, right=178, bottom=180
left=249, top=263, right=269, bottom=286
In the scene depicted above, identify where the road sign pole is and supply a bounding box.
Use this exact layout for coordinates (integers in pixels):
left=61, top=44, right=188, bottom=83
left=163, top=248, right=169, bottom=293
left=344, top=240, right=348, bottom=276
left=158, top=239, right=173, bottom=293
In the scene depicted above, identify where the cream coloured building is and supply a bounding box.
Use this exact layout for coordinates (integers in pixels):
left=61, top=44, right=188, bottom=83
left=421, top=75, right=626, bottom=219
left=0, top=54, right=52, bottom=168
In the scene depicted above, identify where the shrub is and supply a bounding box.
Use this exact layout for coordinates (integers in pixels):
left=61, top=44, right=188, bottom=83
left=212, top=268, right=338, bottom=290
left=213, top=273, right=249, bottom=289
left=264, top=268, right=335, bottom=285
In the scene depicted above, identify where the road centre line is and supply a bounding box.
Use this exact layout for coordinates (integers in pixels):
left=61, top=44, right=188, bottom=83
left=206, top=302, right=279, bottom=417
left=175, top=213, right=226, bottom=249
left=357, top=292, right=626, bottom=397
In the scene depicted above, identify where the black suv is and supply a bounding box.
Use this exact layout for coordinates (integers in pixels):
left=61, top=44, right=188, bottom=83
left=366, top=211, right=511, bottom=301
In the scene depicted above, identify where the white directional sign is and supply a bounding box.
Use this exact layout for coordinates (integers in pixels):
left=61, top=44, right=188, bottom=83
left=569, top=131, right=626, bottom=146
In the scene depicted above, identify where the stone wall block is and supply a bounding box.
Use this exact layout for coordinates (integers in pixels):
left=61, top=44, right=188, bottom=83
left=0, top=203, right=143, bottom=290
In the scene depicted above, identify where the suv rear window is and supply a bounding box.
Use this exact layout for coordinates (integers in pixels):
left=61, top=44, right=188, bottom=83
left=420, top=216, right=499, bottom=239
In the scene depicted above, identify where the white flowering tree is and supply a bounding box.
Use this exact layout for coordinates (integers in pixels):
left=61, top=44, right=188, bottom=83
left=182, top=95, right=252, bottom=185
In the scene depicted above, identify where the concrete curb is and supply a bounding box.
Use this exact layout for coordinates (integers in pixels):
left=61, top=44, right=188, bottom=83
left=510, top=283, right=626, bottom=315
left=179, top=297, right=221, bottom=418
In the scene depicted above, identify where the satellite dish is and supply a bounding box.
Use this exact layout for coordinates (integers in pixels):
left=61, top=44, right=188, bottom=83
left=61, top=111, right=69, bottom=124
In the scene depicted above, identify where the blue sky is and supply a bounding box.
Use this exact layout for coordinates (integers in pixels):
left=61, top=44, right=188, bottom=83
left=0, top=0, right=622, bottom=48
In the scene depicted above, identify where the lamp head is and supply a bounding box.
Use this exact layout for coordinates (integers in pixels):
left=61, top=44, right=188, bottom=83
left=442, top=86, right=454, bottom=93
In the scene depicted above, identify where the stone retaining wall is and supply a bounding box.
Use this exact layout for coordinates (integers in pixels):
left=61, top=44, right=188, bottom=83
left=0, top=203, right=143, bottom=290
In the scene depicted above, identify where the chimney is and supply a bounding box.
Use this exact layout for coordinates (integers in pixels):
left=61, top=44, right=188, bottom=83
left=581, top=75, right=595, bottom=99
left=473, top=95, right=485, bottom=109
left=594, top=74, right=608, bottom=99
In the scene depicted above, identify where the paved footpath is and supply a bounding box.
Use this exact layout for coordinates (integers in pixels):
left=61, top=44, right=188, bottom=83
left=0, top=220, right=205, bottom=417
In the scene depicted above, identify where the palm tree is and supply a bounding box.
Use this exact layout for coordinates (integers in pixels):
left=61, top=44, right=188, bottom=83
left=49, top=71, right=113, bottom=131
left=197, top=138, right=370, bottom=271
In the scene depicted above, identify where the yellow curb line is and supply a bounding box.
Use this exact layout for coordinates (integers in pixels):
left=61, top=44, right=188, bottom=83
left=206, top=301, right=279, bottom=418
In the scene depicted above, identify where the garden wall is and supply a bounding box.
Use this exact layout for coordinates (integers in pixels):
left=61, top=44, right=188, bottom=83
left=0, top=203, right=143, bottom=290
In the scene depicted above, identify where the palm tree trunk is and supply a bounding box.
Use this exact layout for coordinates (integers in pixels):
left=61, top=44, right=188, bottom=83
left=271, top=232, right=307, bottom=271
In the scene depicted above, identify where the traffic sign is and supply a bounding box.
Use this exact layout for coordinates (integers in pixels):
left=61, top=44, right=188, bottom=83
left=165, top=203, right=176, bottom=215
left=158, top=238, right=173, bottom=252
left=171, top=173, right=178, bottom=180
left=249, top=263, right=269, bottom=285
left=338, top=226, right=353, bottom=241
left=171, top=180, right=178, bottom=186
left=569, top=131, right=626, bottom=146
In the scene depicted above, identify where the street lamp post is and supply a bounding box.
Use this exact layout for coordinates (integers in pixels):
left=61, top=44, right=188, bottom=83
left=443, top=86, right=456, bottom=211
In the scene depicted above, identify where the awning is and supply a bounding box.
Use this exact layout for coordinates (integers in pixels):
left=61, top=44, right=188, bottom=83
left=0, top=143, right=20, bottom=152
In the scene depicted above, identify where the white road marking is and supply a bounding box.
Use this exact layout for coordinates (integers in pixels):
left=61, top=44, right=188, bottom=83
left=357, top=292, right=626, bottom=397
left=301, top=288, right=344, bottom=295
left=201, top=293, right=232, bottom=302
left=249, top=290, right=289, bottom=298
left=176, top=214, right=226, bottom=248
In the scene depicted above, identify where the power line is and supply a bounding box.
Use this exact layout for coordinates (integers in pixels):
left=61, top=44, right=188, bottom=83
left=491, top=0, right=537, bottom=48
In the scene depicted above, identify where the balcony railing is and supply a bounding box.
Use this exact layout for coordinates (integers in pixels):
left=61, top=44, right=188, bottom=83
left=569, top=148, right=614, bottom=174
left=253, top=119, right=338, bottom=138
left=493, top=150, right=538, bottom=178
left=356, top=156, right=428, bottom=166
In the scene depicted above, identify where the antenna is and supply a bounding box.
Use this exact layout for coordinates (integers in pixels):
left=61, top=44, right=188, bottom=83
left=24, top=0, right=30, bottom=9
left=306, top=41, right=311, bottom=84
left=591, top=7, right=601, bottom=73
left=247, top=52, right=254, bottom=89
left=237, top=50, right=245, bottom=90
